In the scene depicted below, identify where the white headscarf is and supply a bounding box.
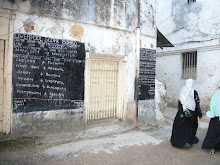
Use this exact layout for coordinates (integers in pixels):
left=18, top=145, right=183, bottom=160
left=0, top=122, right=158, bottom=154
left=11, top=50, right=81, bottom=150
left=179, top=79, right=196, bottom=111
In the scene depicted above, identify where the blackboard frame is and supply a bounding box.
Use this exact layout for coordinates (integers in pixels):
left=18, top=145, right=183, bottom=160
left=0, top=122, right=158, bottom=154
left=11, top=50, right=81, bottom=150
left=12, top=33, right=86, bottom=113
left=139, top=48, right=156, bottom=100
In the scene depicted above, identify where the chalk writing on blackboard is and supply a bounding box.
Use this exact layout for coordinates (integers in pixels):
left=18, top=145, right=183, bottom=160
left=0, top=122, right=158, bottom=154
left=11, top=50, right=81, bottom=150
left=139, top=48, right=156, bottom=100
left=12, top=33, right=85, bottom=113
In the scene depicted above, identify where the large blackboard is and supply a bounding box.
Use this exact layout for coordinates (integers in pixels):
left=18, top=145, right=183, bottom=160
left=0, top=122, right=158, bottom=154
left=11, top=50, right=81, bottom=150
left=139, top=48, right=156, bottom=100
left=12, top=33, right=85, bottom=113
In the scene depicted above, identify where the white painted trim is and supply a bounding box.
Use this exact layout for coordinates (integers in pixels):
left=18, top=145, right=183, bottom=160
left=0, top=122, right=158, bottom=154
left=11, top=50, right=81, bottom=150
left=84, top=53, right=126, bottom=122
left=157, top=44, right=220, bottom=57
left=0, top=9, right=15, bottom=134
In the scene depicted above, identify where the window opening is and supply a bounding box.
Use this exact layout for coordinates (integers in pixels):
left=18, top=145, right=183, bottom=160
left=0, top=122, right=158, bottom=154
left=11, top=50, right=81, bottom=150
left=182, top=51, right=197, bottom=79
left=188, top=0, right=196, bottom=4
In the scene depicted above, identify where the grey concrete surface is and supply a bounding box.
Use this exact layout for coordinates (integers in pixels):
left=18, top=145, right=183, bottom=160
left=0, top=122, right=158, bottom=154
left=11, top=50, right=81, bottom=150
left=0, top=107, right=218, bottom=165
left=35, top=120, right=135, bottom=146
left=164, top=107, right=178, bottom=121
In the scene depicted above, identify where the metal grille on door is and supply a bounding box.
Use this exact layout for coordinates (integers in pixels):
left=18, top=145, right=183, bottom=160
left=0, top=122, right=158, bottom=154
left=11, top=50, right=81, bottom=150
left=89, top=60, right=118, bottom=120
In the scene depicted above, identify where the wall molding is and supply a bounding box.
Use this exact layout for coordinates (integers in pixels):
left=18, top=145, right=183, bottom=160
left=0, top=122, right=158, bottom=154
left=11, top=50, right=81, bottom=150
left=157, top=44, right=220, bottom=57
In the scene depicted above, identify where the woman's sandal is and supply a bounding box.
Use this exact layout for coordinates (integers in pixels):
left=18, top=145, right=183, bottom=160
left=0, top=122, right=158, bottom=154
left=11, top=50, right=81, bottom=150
left=210, top=149, right=216, bottom=155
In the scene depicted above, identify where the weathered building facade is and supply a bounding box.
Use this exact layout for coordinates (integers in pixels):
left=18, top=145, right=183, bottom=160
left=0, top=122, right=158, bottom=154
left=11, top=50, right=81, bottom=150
left=156, top=0, right=220, bottom=111
left=0, top=0, right=158, bottom=135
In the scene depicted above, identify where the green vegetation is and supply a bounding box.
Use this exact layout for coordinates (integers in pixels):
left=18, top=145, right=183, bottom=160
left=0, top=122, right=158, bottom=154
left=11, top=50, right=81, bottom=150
left=0, top=136, right=38, bottom=151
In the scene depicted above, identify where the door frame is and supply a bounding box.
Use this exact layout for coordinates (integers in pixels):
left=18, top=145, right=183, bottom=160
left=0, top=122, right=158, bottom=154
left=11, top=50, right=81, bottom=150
left=0, top=9, right=15, bottom=134
left=84, top=52, right=127, bottom=123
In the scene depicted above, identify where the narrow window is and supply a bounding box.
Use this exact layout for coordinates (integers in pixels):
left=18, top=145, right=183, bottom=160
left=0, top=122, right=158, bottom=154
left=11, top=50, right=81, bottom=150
left=182, top=51, right=197, bottom=79
left=188, top=0, right=196, bottom=4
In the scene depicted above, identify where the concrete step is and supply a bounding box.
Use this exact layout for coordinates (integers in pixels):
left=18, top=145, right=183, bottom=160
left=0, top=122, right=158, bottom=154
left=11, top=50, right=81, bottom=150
left=36, top=121, right=135, bottom=146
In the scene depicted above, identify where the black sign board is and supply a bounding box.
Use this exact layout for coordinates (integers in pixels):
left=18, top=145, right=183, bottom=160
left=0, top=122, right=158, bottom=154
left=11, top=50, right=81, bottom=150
left=139, top=48, right=156, bottom=100
left=12, top=33, right=85, bottom=113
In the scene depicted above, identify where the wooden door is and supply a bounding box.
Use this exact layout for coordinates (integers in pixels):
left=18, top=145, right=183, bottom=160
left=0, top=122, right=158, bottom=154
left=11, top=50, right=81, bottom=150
left=88, top=60, right=118, bottom=120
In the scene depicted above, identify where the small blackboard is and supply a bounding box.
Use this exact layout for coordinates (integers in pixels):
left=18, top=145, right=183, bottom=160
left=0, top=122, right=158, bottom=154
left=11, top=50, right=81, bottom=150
left=139, top=48, right=156, bottom=100
left=12, top=33, right=85, bottom=112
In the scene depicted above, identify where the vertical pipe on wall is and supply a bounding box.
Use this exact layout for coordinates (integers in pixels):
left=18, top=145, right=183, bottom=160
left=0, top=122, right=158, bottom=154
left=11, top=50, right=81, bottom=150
left=134, top=0, right=140, bottom=127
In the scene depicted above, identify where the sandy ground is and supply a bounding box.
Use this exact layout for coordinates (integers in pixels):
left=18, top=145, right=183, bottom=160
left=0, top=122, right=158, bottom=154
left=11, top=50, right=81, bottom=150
left=0, top=108, right=219, bottom=165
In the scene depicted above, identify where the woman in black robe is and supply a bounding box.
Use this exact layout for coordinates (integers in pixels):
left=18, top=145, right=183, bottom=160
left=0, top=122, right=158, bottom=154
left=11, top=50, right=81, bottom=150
left=202, top=117, right=220, bottom=154
left=202, top=83, right=220, bottom=154
left=170, top=79, right=202, bottom=148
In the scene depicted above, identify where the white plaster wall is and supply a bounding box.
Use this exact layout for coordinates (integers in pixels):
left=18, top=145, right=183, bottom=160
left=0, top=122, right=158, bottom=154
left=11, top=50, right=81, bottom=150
left=155, top=79, right=166, bottom=125
left=157, top=0, right=220, bottom=44
left=0, top=0, right=158, bottom=135
left=140, top=0, right=157, bottom=37
left=196, top=50, right=220, bottom=110
left=14, top=12, right=129, bottom=55
left=156, top=48, right=220, bottom=110
left=156, top=54, right=182, bottom=107
left=141, top=36, right=157, bottom=50
left=13, top=11, right=157, bottom=105
left=156, top=0, right=220, bottom=110
left=2, top=0, right=157, bottom=105
left=13, top=12, right=139, bottom=103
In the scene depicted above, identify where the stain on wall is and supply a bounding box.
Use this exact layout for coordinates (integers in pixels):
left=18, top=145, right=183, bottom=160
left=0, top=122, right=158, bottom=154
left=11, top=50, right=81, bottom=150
left=12, top=109, right=84, bottom=136
left=168, top=0, right=220, bottom=42
left=138, top=100, right=156, bottom=130
left=2, top=0, right=145, bottom=31
left=70, top=25, right=84, bottom=39
left=112, top=0, right=125, bottom=27
left=23, top=18, right=34, bottom=32
left=171, top=0, right=202, bottom=32
left=1, top=0, right=157, bottom=135
left=140, top=0, right=156, bottom=36
left=125, top=0, right=137, bottom=30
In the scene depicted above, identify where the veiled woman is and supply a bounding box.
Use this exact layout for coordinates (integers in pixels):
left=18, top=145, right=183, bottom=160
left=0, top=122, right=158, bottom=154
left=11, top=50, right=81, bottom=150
left=171, top=79, right=202, bottom=148
left=202, top=83, right=220, bottom=155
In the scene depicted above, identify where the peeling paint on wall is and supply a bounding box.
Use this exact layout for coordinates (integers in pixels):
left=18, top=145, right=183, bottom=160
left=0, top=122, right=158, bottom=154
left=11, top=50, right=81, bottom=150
left=23, top=18, right=34, bottom=33
left=70, top=25, right=84, bottom=39
left=13, top=109, right=84, bottom=136
left=138, top=100, right=156, bottom=129
left=125, top=0, right=137, bottom=30
left=1, top=0, right=157, bottom=135
left=157, top=0, right=220, bottom=44
left=140, top=0, right=156, bottom=36
left=150, top=43, right=154, bottom=48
